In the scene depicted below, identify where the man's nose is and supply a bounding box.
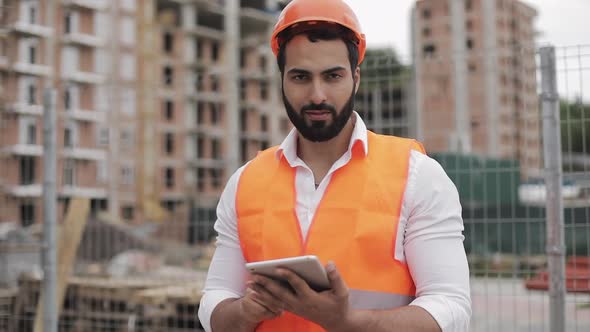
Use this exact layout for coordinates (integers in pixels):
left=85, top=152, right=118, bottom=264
left=309, top=79, right=328, bottom=105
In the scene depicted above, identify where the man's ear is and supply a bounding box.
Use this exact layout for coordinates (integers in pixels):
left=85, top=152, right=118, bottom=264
left=354, top=66, right=361, bottom=93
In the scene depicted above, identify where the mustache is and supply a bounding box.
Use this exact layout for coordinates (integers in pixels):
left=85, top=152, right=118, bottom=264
left=301, top=102, right=336, bottom=113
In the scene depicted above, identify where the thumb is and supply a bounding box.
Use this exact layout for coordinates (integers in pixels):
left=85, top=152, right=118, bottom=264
left=326, top=261, right=348, bottom=296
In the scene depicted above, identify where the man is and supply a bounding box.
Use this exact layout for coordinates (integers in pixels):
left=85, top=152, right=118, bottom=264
left=198, top=0, right=471, bottom=331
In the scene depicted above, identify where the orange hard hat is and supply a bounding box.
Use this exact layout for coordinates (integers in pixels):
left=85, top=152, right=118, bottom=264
left=271, top=0, right=366, bottom=65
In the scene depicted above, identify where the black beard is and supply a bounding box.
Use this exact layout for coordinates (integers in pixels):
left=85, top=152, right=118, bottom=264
left=282, top=85, right=356, bottom=143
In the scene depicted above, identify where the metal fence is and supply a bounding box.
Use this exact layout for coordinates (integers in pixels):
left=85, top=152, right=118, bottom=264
left=1, top=39, right=590, bottom=332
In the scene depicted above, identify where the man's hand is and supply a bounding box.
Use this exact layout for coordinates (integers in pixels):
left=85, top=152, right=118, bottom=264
left=239, top=286, right=283, bottom=324
left=250, top=261, right=351, bottom=331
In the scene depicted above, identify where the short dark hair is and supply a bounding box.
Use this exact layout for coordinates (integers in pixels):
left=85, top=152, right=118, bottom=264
left=276, top=24, right=359, bottom=75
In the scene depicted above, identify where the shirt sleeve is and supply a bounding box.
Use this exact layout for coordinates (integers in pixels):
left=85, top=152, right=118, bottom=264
left=198, top=165, right=250, bottom=332
left=404, top=151, right=472, bottom=332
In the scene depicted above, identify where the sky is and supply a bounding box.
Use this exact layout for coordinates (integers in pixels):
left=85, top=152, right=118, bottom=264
left=344, top=0, right=590, bottom=100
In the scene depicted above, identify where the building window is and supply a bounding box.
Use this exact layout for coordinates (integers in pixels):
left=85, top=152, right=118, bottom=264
left=211, top=139, right=220, bottom=159
left=163, top=32, right=174, bottom=53
left=422, top=27, right=431, bottom=37
left=20, top=157, right=36, bottom=185
left=197, top=102, right=205, bottom=123
left=466, top=39, right=474, bottom=50
left=239, top=49, right=246, bottom=68
left=197, top=136, right=204, bottom=158
left=121, top=206, right=134, bottom=220
left=121, top=166, right=134, bottom=185
left=98, top=127, right=109, bottom=146
left=260, top=81, right=268, bottom=100
left=164, top=133, right=174, bottom=155
left=197, top=168, right=205, bottom=191
left=260, top=114, right=268, bottom=131
left=240, top=139, right=248, bottom=162
left=64, top=128, right=73, bottom=148
left=240, top=109, right=247, bottom=131
left=422, top=8, right=431, bottom=19
left=20, top=203, right=35, bottom=227
left=163, top=66, right=173, bottom=86
left=28, top=45, right=36, bottom=64
left=259, top=56, right=267, bottom=71
left=240, top=79, right=247, bottom=100
left=210, top=169, right=221, bottom=189
left=196, top=39, right=203, bottom=59
left=162, top=200, right=176, bottom=213
left=64, top=89, right=71, bottom=110
left=165, top=168, right=175, bottom=188
left=29, top=5, right=37, bottom=24
left=164, top=100, right=174, bottom=120
left=63, top=159, right=75, bottom=186
left=211, top=41, right=219, bottom=61
left=261, top=141, right=269, bottom=150
left=210, top=103, right=219, bottom=124
left=27, top=83, right=36, bottom=105
left=26, top=123, right=36, bottom=144
left=121, top=129, right=134, bottom=149
left=423, top=44, right=436, bottom=58
left=211, top=75, right=219, bottom=92
left=64, top=12, right=72, bottom=33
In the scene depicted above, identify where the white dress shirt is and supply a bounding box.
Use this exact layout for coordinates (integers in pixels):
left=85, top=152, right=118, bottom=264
left=198, top=112, right=471, bottom=332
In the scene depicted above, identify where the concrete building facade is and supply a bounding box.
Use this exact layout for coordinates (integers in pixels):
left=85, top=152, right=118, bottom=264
left=0, top=0, right=289, bottom=243
left=412, top=0, right=541, bottom=177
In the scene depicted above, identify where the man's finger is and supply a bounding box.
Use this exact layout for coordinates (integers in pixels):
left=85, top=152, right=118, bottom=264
left=246, top=286, right=283, bottom=316
left=325, top=261, right=348, bottom=297
left=276, top=268, right=314, bottom=297
left=253, top=274, right=298, bottom=305
left=249, top=282, right=284, bottom=314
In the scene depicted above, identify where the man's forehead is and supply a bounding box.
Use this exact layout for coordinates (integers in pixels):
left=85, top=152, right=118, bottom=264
left=284, top=34, right=350, bottom=70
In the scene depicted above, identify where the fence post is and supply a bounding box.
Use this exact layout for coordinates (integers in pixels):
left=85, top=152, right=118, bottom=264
left=539, top=46, right=566, bottom=332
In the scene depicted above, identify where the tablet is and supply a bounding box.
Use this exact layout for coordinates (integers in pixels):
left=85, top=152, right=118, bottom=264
left=245, top=255, right=331, bottom=292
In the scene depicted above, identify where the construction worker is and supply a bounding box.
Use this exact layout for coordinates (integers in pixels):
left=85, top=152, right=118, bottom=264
left=198, top=0, right=471, bottom=331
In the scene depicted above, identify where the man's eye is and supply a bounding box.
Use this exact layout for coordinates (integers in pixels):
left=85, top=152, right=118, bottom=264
left=292, top=74, right=308, bottom=81
left=327, top=73, right=342, bottom=80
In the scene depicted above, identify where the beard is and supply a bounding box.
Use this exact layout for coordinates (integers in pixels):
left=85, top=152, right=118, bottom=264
left=282, top=85, right=356, bottom=143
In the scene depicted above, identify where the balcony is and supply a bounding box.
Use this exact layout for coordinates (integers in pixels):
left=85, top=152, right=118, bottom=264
left=13, top=62, right=51, bottom=76
left=64, top=108, right=105, bottom=123
left=61, top=186, right=107, bottom=199
left=12, top=21, right=53, bottom=37
left=240, top=7, right=276, bottom=24
left=187, top=90, right=225, bottom=103
left=240, top=69, right=271, bottom=80
left=187, top=125, right=225, bottom=137
left=188, top=158, right=225, bottom=169
left=62, top=32, right=105, bottom=48
left=185, top=26, right=224, bottom=40
left=1, top=144, right=43, bottom=157
left=62, top=70, right=104, bottom=85
left=5, top=184, right=42, bottom=198
left=62, top=0, right=107, bottom=10
left=8, top=103, right=43, bottom=116
left=62, top=147, right=106, bottom=160
left=240, top=131, right=270, bottom=141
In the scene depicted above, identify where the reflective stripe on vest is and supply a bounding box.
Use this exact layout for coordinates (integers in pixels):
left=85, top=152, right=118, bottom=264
left=349, top=288, right=416, bottom=310
left=236, top=131, right=425, bottom=331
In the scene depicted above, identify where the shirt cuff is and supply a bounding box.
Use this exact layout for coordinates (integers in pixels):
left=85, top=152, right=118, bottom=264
left=409, top=295, right=471, bottom=332
left=198, top=290, right=242, bottom=332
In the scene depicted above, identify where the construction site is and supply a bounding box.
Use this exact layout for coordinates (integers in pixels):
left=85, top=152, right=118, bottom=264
left=0, top=0, right=589, bottom=331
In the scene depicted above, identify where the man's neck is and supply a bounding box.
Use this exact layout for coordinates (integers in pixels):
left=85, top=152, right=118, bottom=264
left=297, top=116, right=356, bottom=168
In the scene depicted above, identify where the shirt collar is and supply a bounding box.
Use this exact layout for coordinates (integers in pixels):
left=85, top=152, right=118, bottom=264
left=275, top=111, right=369, bottom=164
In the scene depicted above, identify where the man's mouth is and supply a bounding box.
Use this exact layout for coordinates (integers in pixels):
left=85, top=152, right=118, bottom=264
left=304, top=110, right=331, bottom=121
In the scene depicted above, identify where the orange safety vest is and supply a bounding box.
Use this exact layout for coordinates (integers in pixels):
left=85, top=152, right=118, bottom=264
left=236, top=131, right=425, bottom=332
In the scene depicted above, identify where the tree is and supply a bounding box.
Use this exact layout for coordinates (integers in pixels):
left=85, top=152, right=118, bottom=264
left=560, top=99, right=590, bottom=154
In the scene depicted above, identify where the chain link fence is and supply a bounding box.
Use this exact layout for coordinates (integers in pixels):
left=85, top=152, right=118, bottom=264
left=1, top=16, right=589, bottom=332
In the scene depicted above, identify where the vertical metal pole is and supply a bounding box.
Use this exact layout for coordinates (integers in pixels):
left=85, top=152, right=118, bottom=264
left=41, top=0, right=58, bottom=331
left=42, top=89, right=57, bottom=332
left=224, top=0, right=240, bottom=174
left=540, top=46, right=566, bottom=332
left=450, top=0, right=471, bottom=153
